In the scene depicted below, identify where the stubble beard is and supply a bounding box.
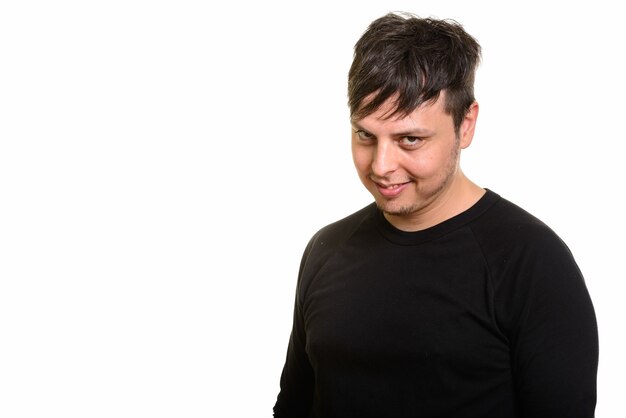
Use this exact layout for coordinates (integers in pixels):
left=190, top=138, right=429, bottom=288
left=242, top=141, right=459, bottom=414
left=376, top=140, right=461, bottom=218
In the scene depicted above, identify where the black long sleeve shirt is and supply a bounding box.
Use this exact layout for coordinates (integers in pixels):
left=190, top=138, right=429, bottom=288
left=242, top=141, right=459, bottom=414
left=274, top=190, right=598, bottom=417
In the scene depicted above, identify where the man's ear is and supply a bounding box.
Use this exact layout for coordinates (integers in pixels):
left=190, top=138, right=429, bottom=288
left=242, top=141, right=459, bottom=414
left=459, top=101, right=479, bottom=149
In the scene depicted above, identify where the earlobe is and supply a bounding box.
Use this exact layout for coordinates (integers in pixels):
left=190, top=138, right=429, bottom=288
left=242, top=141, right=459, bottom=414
left=460, top=102, right=479, bottom=149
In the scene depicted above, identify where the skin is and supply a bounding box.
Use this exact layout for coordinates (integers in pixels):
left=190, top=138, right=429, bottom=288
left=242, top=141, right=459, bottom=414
left=351, top=92, right=485, bottom=232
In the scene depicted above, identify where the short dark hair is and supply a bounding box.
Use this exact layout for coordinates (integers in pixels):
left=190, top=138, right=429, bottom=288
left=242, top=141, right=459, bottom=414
left=348, top=12, right=481, bottom=133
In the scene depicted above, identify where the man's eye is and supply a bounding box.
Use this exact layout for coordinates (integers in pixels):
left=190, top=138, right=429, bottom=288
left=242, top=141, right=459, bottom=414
left=400, top=136, right=423, bottom=147
left=354, top=130, right=374, bottom=140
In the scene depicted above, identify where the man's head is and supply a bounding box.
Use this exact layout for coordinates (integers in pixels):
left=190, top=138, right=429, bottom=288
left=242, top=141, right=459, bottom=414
left=348, top=12, right=481, bottom=135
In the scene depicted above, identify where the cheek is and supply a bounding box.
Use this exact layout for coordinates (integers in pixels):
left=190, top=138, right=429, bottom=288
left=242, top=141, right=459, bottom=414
left=402, top=156, right=442, bottom=181
left=351, top=147, right=371, bottom=172
left=402, top=154, right=431, bottom=176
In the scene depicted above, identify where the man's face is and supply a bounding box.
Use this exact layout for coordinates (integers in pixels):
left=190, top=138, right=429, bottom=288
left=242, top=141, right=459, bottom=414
left=351, top=93, right=477, bottom=230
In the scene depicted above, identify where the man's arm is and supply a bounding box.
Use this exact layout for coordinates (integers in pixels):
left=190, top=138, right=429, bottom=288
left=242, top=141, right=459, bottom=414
left=273, top=290, right=314, bottom=417
left=500, top=233, right=598, bottom=417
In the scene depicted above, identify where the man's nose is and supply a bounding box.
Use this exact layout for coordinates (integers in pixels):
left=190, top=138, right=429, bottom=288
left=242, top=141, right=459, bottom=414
left=371, top=141, right=398, bottom=177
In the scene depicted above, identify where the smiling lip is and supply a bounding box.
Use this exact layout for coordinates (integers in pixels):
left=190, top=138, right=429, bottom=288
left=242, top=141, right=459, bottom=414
left=375, top=181, right=411, bottom=198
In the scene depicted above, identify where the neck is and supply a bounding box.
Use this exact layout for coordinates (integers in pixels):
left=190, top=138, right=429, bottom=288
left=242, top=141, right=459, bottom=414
left=384, top=172, right=485, bottom=232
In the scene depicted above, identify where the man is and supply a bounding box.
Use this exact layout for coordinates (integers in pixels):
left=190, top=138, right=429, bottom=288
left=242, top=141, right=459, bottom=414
left=274, top=12, right=598, bottom=417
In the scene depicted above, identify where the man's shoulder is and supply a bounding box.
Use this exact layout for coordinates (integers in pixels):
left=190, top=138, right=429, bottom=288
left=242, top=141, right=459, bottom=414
left=309, top=203, right=376, bottom=251
left=473, top=191, right=569, bottom=255
left=481, top=193, right=554, bottom=233
left=299, top=203, right=373, bottom=257
left=313, top=203, right=376, bottom=242
left=296, top=203, right=377, bottom=290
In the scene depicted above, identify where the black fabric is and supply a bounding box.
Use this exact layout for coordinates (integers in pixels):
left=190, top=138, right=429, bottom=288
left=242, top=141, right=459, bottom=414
left=274, top=190, right=598, bottom=418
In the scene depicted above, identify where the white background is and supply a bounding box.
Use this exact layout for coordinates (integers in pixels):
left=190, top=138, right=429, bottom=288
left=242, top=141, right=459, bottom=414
left=1, top=0, right=624, bottom=416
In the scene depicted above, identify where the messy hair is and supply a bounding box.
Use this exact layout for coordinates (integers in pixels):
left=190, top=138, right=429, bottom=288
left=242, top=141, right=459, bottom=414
left=348, top=12, right=481, bottom=133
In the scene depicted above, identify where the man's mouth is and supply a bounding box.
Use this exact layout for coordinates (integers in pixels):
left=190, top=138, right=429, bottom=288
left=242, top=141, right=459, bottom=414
left=374, top=181, right=411, bottom=198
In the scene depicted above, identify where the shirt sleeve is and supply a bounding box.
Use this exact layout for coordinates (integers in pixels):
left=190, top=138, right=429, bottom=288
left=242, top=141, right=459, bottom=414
left=273, top=240, right=316, bottom=417
left=495, top=231, right=598, bottom=417
left=273, top=288, right=314, bottom=417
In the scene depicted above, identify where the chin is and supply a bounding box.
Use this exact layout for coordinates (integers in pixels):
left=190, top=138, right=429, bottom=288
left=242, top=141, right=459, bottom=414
left=375, top=199, right=421, bottom=217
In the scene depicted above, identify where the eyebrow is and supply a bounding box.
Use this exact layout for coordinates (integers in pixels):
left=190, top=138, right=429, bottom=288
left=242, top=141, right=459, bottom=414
left=351, top=122, right=434, bottom=137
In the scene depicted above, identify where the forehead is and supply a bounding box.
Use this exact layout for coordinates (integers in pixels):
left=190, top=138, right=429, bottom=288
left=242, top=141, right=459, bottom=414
left=352, top=93, right=448, bottom=131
